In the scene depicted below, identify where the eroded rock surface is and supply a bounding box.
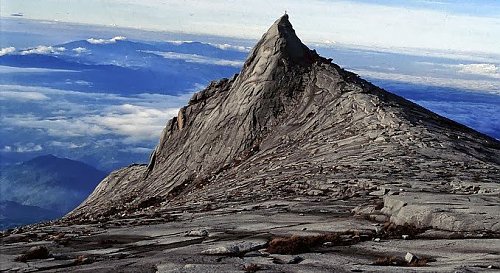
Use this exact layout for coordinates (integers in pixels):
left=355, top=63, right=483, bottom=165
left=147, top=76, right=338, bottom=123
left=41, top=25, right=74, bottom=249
left=68, top=15, right=499, bottom=223
left=1, top=15, right=499, bottom=273
left=382, top=192, right=500, bottom=232
left=1, top=200, right=499, bottom=272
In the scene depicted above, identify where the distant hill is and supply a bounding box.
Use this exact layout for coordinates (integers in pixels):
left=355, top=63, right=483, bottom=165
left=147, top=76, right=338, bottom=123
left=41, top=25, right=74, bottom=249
left=0, top=201, right=60, bottom=230
left=0, top=154, right=106, bottom=228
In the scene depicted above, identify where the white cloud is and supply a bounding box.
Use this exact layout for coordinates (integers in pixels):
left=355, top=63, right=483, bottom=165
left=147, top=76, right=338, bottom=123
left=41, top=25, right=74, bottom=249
left=352, top=69, right=500, bottom=94
left=361, top=65, right=396, bottom=72
left=144, top=51, right=244, bottom=67
left=49, top=141, right=87, bottom=149
left=0, top=85, right=193, bottom=104
left=64, top=79, right=93, bottom=86
left=167, top=41, right=251, bottom=52
left=72, top=47, right=88, bottom=54
left=20, top=45, right=66, bottom=55
left=1, top=143, right=43, bottom=153
left=3, top=114, right=109, bottom=137
left=0, top=65, right=77, bottom=73
left=119, top=147, right=152, bottom=153
left=17, top=143, right=43, bottom=152
left=0, top=91, right=49, bottom=101
left=0, top=47, right=16, bottom=56
left=414, top=62, right=500, bottom=79
left=209, top=43, right=251, bottom=52
left=456, top=63, right=500, bottom=79
left=87, top=104, right=179, bottom=142
left=0, top=85, right=122, bottom=100
left=318, top=43, right=500, bottom=64
left=86, top=36, right=126, bottom=44
left=167, top=40, right=193, bottom=45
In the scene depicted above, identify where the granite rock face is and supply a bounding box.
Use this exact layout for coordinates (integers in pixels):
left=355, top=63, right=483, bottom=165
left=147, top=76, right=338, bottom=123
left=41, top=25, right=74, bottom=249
left=382, top=192, right=500, bottom=232
left=2, top=15, right=500, bottom=273
left=69, top=15, right=499, bottom=222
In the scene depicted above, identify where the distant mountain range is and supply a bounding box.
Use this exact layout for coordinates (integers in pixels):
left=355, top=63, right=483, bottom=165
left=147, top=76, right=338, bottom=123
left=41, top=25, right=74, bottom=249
left=0, top=201, right=60, bottom=230
left=0, top=39, right=246, bottom=95
left=0, top=154, right=106, bottom=229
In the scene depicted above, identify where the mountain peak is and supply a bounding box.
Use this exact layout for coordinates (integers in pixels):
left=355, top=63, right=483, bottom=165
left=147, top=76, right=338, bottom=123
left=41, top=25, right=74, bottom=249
left=242, top=14, right=320, bottom=73
left=270, top=13, right=296, bottom=39
left=68, top=15, right=500, bottom=221
left=276, top=13, right=290, bottom=24
left=25, top=154, right=59, bottom=165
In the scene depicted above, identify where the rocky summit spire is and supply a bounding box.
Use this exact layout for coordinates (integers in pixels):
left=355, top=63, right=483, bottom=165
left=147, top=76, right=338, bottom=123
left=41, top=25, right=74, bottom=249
left=68, top=15, right=500, bottom=221
left=242, top=14, right=319, bottom=73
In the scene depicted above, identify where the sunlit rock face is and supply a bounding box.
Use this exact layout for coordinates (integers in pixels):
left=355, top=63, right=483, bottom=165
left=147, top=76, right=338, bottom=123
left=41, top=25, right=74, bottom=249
left=68, top=15, right=499, bottom=222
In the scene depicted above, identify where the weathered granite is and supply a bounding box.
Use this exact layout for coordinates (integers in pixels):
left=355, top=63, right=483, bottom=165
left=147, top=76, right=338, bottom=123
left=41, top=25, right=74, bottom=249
left=1, top=200, right=499, bottom=272
left=67, top=15, right=499, bottom=222
left=382, top=192, right=500, bottom=232
left=1, top=14, right=499, bottom=273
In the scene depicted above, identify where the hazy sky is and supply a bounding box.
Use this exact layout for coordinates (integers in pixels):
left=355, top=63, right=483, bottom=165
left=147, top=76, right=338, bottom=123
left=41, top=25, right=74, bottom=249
left=1, top=0, right=500, bottom=55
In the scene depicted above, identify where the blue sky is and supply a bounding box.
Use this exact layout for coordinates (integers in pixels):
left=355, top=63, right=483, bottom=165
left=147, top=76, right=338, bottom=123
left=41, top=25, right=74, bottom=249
left=1, top=0, right=499, bottom=55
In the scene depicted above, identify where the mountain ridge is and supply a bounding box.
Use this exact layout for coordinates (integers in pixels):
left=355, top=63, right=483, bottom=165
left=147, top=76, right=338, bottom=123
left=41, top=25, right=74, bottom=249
left=68, top=15, right=499, bottom=221
left=0, top=200, right=60, bottom=230
left=0, top=154, right=106, bottom=214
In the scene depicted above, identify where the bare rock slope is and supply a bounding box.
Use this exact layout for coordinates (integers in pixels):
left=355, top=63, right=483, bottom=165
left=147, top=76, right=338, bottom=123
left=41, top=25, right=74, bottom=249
left=69, top=15, right=499, bottom=221
left=2, top=15, right=500, bottom=273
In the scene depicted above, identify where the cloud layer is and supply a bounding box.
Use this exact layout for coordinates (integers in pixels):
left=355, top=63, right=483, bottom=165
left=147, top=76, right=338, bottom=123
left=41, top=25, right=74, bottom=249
left=0, top=91, right=50, bottom=101
left=352, top=69, right=500, bottom=94
left=0, top=85, right=191, bottom=143
left=145, top=51, right=244, bottom=67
